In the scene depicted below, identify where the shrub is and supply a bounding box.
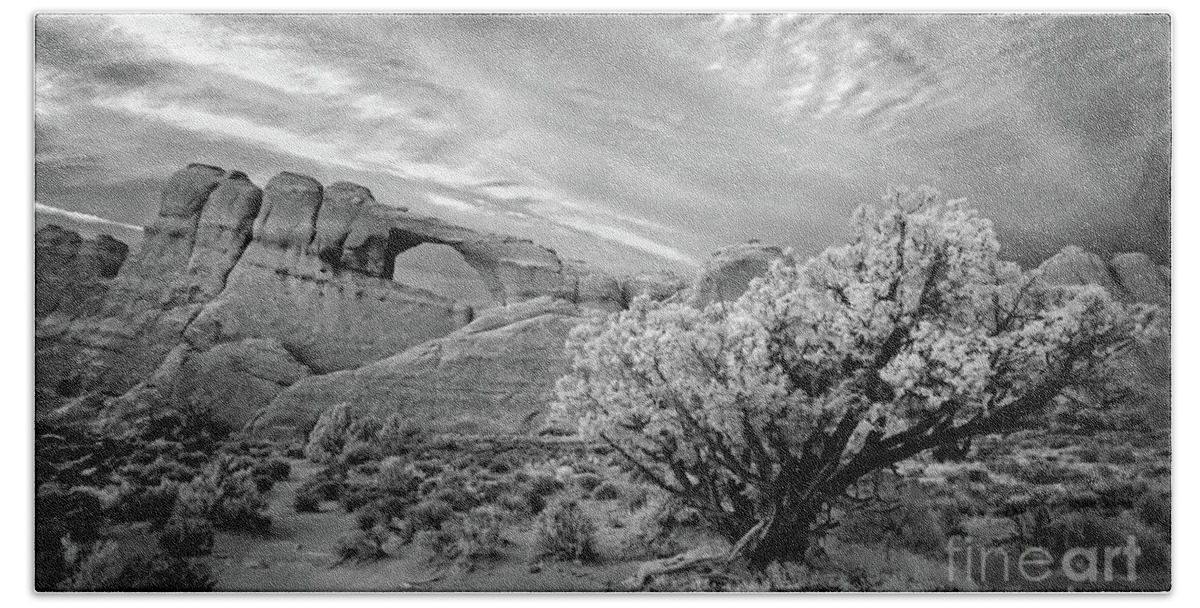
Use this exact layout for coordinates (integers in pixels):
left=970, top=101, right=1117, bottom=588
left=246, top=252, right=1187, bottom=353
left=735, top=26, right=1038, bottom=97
left=111, top=479, right=180, bottom=524
left=1136, top=491, right=1171, bottom=535
left=836, top=487, right=948, bottom=558
left=552, top=189, right=1158, bottom=565
left=335, top=529, right=388, bottom=563
left=338, top=481, right=384, bottom=513
left=523, top=473, right=564, bottom=515
left=293, top=487, right=321, bottom=513
left=375, top=414, right=430, bottom=456
left=407, top=499, right=454, bottom=531
left=378, top=457, right=423, bottom=499
left=575, top=473, right=603, bottom=492
left=534, top=499, right=597, bottom=562
left=346, top=415, right=384, bottom=444
left=178, top=466, right=271, bottom=535
left=449, top=506, right=510, bottom=565
left=305, top=402, right=353, bottom=463
left=254, top=458, right=291, bottom=482
left=159, top=516, right=215, bottom=558
left=593, top=481, right=623, bottom=501
left=211, top=471, right=272, bottom=535
left=62, top=540, right=215, bottom=591
left=341, top=442, right=381, bottom=467
left=428, top=483, right=481, bottom=513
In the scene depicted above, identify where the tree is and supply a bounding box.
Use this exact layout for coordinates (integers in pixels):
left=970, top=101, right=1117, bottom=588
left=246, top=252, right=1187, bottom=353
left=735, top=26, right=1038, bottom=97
left=553, top=189, right=1159, bottom=567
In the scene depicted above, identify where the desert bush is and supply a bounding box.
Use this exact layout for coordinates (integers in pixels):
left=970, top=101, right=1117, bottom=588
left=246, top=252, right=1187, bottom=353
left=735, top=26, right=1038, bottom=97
left=378, top=457, right=423, bottom=499
left=158, top=516, right=215, bottom=558
left=62, top=540, right=215, bottom=591
left=35, top=484, right=104, bottom=589
left=534, top=499, right=597, bottom=562
left=407, top=498, right=454, bottom=531
left=836, top=488, right=948, bottom=558
left=293, top=487, right=321, bottom=513
left=341, top=442, right=381, bottom=467
left=305, top=402, right=353, bottom=463
left=375, top=414, right=431, bottom=456
left=448, top=506, right=510, bottom=565
left=338, top=479, right=384, bottom=513
left=335, top=529, right=388, bottom=563
left=575, top=472, right=603, bottom=492
left=254, top=458, right=291, bottom=482
left=522, top=473, right=564, bottom=515
left=346, top=415, right=384, bottom=444
left=297, top=475, right=344, bottom=503
left=553, top=189, right=1159, bottom=564
left=111, top=479, right=180, bottom=524
left=177, top=465, right=271, bottom=535
left=372, top=495, right=410, bottom=520
left=428, top=483, right=482, bottom=513
left=592, top=481, right=623, bottom=501
left=1136, top=491, right=1170, bottom=535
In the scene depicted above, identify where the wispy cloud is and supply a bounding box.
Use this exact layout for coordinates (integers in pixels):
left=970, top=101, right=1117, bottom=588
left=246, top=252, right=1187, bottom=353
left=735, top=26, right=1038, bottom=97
left=34, top=14, right=1171, bottom=272
left=35, top=202, right=144, bottom=233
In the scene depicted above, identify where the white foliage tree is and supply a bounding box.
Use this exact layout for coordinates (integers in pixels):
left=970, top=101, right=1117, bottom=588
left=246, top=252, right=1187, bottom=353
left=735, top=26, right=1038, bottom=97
left=553, top=189, right=1159, bottom=565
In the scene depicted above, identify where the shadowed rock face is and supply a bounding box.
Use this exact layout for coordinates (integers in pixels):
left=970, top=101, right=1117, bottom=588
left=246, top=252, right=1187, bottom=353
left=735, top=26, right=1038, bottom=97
left=36, top=225, right=129, bottom=322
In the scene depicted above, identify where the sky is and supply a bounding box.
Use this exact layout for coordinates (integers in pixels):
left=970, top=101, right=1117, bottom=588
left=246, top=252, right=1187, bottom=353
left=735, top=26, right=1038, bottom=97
left=34, top=14, right=1170, bottom=274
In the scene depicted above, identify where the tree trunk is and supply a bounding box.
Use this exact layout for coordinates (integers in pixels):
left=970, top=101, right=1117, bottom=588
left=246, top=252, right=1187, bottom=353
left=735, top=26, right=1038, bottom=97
left=741, top=504, right=818, bottom=566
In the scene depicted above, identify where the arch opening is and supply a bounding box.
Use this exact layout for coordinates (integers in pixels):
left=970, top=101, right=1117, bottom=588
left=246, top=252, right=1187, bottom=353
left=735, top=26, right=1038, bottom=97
left=392, top=242, right=496, bottom=310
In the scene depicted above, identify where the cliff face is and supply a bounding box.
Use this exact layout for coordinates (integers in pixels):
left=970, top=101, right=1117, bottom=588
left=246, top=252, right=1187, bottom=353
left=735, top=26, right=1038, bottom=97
left=34, top=164, right=683, bottom=432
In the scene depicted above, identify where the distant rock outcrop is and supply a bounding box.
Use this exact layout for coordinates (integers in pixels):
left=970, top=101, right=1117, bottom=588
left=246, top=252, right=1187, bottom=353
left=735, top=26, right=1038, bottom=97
left=690, top=242, right=785, bottom=305
left=1037, top=245, right=1171, bottom=305
left=35, top=225, right=128, bottom=322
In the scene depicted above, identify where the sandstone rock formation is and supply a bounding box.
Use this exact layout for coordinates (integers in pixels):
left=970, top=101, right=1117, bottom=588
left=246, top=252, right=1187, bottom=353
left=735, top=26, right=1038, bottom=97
left=35, top=163, right=632, bottom=431
left=690, top=242, right=786, bottom=305
left=1037, top=245, right=1172, bottom=427
left=35, top=225, right=129, bottom=322
left=1038, top=245, right=1171, bottom=305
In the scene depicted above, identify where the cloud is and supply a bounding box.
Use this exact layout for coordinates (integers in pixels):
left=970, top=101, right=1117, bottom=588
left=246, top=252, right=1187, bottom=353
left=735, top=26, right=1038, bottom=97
left=35, top=202, right=144, bottom=233
left=34, top=14, right=1171, bottom=275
